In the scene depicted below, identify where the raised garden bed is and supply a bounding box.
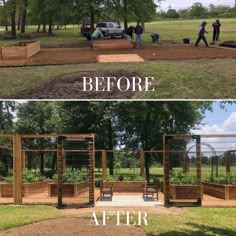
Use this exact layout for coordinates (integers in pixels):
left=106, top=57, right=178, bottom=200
left=103, top=181, right=146, bottom=192
left=0, top=180, right=52, bottom=198
left=1, top=41, right=40, bottom=60
left=203, top=182, right=236, bottom=200
left=49, top=182, right=89, bottom=197
left=170, top=184, right=201, bottom=200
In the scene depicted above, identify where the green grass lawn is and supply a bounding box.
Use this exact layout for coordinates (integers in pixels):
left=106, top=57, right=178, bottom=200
left=0, top=18, right=235, bottom=47
left=0, top=206, right=60, bottom=231
left=144, top=208, right=236, bottom=236
left=1, top=59, right=236, bottom=99
left=0, top=206, right=235, bottom=235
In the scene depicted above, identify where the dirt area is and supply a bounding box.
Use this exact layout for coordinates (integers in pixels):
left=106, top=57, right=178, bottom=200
left=10, top=71, right=145, bottom=99
left=0, top=218, right=146, bottom=236
left=0, top=44, right=236, bottom=67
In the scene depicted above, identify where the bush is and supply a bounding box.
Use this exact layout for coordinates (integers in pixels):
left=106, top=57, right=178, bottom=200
left=53, top=169, right=87, bottom=183
left=170, top=171, right=197, bottom=185
left=105, top=175, right=145, bottom=181
left=22, top=170, right=46, bottom=183
left=204, top=174, right=236, bottom=185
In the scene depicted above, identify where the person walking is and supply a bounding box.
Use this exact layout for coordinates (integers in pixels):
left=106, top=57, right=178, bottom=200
left=135, top=23, right=143, bottom=48
left=212, top=19, right=221, bottom=42
left=195, top=21, right=209, bottom=47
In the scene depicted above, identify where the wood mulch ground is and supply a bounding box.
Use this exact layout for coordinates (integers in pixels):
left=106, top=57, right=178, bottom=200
left=0, top=44, right=236, bottom=67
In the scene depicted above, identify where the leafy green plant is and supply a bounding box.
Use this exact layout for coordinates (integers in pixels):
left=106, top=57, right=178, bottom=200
left=170, top=171, right=197, bottom=185
left=203, top=174, right=236, bottom=185
left=53, top=169, right=87, bottom=183
left=105, top=175, right=145, bottom=181
left=22, top=170, right=46, bottom=183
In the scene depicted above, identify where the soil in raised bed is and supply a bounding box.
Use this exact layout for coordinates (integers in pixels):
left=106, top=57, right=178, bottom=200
left=10, top=71, right=146, bottom=99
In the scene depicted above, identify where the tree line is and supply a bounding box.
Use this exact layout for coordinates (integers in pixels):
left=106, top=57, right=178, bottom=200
left=0, top=101, right=212, bottom=180
left=157, top=2, right=236, bottom=20
left=0, top=0, right=157, bottom=39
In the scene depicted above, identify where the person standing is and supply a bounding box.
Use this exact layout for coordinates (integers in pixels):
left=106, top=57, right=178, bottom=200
left=135, top=23, right=143, bottom=48
left=195, top=21, right=209, bottom=47
left=212, top=19, right=221, bottom=42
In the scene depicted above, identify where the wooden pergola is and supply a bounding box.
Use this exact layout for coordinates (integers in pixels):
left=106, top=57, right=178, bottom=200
left=0, top=134, right=95, bottom=207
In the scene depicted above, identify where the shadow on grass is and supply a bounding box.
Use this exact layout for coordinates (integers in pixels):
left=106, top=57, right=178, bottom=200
left=147, top=223, right=236, bottom=236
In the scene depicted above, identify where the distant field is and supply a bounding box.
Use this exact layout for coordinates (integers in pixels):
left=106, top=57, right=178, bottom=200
left=0, top=18, right=235, bottom=47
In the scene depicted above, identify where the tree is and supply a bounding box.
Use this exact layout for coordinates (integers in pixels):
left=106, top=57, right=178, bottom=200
left=16, top=102, right=61, bottom=174
left=189, top=2, right=208, bottom=18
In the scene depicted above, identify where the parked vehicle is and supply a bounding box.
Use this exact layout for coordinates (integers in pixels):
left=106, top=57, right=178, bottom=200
left=96, top=22, right=124, bottom=38
left=80, top=19, right=91, bottom=37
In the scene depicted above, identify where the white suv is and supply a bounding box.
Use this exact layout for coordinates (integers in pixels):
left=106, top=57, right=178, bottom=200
left=96, top=22, right=124, bottom=38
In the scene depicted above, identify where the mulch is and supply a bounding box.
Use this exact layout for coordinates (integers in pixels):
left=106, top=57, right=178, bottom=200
left=9, top=71, right=145, bottom=99
left=0, top=44, right=236, bottom=67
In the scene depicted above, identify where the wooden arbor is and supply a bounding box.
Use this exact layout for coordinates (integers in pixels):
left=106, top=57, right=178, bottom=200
left=0, top=134, right=95, bottom=207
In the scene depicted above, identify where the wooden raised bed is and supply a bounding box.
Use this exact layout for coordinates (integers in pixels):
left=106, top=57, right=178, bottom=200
left=0, top=180, right=52, bottom=198
left=49, top=182, right=89, bottom=197
left=103, top=181, right=146, bottom=193
left=1, top=41, right=40, bottom=60
left=0, top=183, right=13, bottom=198
left=93, top=39, right=131, bottom=50
left=203, top=182, right=236, bottom=200
left=170, top=184, right=202, bottom=200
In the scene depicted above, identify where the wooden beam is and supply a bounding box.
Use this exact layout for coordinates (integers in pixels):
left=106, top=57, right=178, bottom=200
left=21, top=150, right=25, bottom=172
left=89, top=138, right=95, bottom=206
left=57, top=136, right=64, bottom=208
left=102, top=150, right=107, bottom=179
left=13, top=134, right=22, bottom=205
left=140, top=150, right=145, bottom=176
left=196, top=136, right=202, bottom=206
left=20, top=134, right=94, bottom=139
left=225, top=151, right=231, bottom=173
left=163, top=136, right=170, bottom=206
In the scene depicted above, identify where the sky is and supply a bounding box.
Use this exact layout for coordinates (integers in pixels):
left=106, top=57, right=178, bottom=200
left=192, top=102, right=236, bottom=135
left=158, top=0, right=235, bottom=11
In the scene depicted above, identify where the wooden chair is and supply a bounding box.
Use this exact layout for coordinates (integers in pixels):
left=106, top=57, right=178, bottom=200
left=143, top=179, right=159, bottom=200
left=100, top=180, right=113, bottom=198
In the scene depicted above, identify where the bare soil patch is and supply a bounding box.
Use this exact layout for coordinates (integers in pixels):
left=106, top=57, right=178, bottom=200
left=10, top=71, right=145, bottom=99
left=0, top=45, right=235, bottom=67
left=0, top=218, right=146, bottom=236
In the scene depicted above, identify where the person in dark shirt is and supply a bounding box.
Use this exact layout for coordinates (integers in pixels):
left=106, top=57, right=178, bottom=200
left=195, top=21, right=209, bottom=47
left=135, top=23, right=144, bottom=48
left=126, top=26, right=134, bottom=39
left=212, top=19, right=221, bottom=42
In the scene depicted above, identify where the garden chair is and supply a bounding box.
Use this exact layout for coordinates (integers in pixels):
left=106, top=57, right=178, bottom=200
left=100, top=180, right=113, bottom=198
left=143, top=179, right=159, bottom=200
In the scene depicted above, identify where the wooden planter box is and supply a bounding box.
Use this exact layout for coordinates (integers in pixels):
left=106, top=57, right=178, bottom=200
left=170, top=184, right=201, bottom=200
left=49, top=182, right=89, bottom=197
left=0, top=180, right=52, bottom=198
left=103, top=181, right=147, bottom=193
left=1, top=41, right=40, bottom=60
left=203, top=182, right=236, bottom=200
left=0, top=183, right=13, bottom=198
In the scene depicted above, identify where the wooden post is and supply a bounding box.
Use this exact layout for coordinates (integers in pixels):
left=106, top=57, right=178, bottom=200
left=89, top=137, right=95, bottom=206
left=102, top=150, right=107, bottom=179
left=57, top=136, right=64, bottom=208
left=21, top=150, right=25, bottom=172
left=195, top=135, right=202, bottom=206
left=13, top=134, right=22, bottom=205
left=140, top=150, right=145, bottom=176
left=163, top=135, right=170, bottom=206
left=226, top=151, right=231, bottom=173
left=62, top=149, right=66, bottom=171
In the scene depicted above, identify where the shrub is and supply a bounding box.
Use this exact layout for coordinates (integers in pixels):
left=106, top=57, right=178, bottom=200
left=22, top=170, right=46, bottom=183
left=203, top=174, right=236, bottom=185
left=53, top=169, right=87, bottom=183
left=105, top=175, right=145, bottom=181
left=170, top=171, right=197, bottom=185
